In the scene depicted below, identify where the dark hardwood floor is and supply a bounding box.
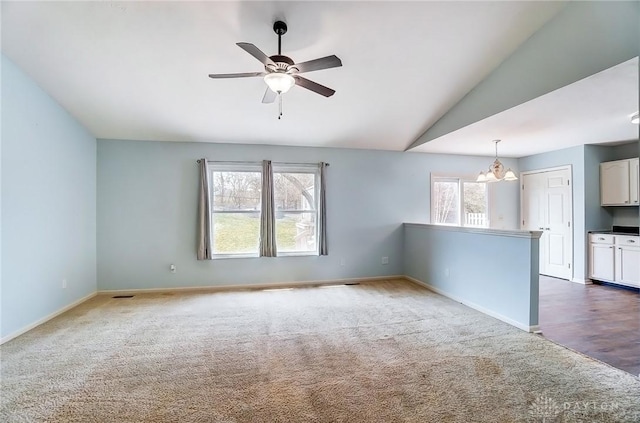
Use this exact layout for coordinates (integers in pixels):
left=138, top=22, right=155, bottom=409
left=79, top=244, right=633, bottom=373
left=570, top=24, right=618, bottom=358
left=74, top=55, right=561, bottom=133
left=538, top=275, right=640, bottom=376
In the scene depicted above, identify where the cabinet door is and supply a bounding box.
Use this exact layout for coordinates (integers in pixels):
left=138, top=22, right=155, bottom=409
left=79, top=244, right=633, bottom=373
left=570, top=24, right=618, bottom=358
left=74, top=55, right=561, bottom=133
left=630, top=158, right=639, bottom=205
left=600, top=160, right=630, bottom=205
left=615, top=246, right=640, bottom=287
left=589, top=243, right=615, bottom=281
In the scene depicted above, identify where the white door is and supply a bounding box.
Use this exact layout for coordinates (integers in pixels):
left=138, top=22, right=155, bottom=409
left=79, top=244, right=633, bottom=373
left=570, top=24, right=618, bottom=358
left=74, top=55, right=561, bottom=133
left=522, top=172, right=547, bottom=274
left=522, top=167, right=573, bottom=280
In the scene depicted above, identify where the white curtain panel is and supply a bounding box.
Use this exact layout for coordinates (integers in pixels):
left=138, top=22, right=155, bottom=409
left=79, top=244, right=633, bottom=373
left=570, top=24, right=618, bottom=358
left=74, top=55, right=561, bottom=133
left=260, top=160, right=277, bottom=257
left=197, top=158, right=213, bottom=260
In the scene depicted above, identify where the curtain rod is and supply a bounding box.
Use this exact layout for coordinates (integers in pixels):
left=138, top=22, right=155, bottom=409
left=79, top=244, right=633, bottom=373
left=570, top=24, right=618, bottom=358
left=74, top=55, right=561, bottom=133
left=196, top=159, right=329, bottom=166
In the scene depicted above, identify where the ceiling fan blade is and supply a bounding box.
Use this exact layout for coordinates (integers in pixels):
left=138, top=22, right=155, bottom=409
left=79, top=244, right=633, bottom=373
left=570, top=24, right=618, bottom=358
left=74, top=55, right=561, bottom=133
left=237, top=42, right=276, bottom=67
left=294, top=76, right=336, bottom=97
left=293, top=55, right=342, bottom=74
left=208, top=72, right=265, bottom=79
left=262, top=87, right=277, bottom=104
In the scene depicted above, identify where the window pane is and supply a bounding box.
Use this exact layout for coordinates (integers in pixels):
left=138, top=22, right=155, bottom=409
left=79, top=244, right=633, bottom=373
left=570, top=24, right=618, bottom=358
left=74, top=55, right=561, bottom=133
left=276, top=213, right=317, bottom=253
left=273, top=172, right=316, bottom=211
left=433, top=181, right=460, bottom=225
left=212, top=171, right=261, bottom=211
left=274, top=171, right=318, bottom=253
left=212, top=212, right=260, bottom=254
left=463, top=182, right=488, bottom=227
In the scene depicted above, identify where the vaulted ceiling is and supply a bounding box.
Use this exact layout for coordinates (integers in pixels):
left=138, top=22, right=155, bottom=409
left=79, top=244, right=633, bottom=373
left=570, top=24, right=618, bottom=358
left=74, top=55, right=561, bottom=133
left=1, top=1, right=637, bottom=156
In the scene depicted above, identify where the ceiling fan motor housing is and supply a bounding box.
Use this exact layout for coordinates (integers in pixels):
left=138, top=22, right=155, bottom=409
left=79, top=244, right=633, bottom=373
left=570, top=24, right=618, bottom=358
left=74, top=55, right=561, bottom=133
left=267, top=55, right=295, bottom=72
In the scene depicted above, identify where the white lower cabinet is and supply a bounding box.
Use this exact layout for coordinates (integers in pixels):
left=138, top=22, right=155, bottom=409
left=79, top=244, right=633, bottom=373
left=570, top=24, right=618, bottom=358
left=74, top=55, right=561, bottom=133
left=615, top=236, right=640, bottom=287
left=589, top=234, right=639, bottom=288
left=589, top=235, right=615, bottom=281
left=590, top=243, right=615, bottom=281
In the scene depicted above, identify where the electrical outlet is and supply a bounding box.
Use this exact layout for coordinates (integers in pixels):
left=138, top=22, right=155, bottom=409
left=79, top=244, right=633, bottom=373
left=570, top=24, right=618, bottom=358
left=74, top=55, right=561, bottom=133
left=381, top=257, right=389, bottom=265
left=62, top=278, right=67, bottom=289
left=170, top=264, right=176, bottom=273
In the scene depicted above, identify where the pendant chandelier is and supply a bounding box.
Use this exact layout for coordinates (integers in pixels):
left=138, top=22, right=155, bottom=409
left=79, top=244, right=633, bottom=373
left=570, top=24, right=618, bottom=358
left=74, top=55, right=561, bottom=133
left=476, top=140, right=518, bottom=182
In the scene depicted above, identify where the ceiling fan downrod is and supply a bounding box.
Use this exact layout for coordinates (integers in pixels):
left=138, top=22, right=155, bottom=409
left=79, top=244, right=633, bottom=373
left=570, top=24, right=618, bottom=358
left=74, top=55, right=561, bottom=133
left=273, top=21, right=287, bottom=56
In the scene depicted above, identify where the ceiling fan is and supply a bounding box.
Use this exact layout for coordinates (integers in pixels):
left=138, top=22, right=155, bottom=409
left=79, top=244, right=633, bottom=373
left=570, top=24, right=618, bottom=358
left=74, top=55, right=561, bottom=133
left=208, top=20, right=342, bottom=111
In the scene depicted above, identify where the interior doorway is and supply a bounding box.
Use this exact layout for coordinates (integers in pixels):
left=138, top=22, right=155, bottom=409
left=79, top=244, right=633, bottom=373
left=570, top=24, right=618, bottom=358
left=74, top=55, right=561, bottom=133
left=521, top=166, right=573, bottom=280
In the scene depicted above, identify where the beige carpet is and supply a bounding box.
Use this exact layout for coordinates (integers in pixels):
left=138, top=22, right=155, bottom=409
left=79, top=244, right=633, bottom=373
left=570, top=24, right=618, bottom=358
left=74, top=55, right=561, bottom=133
left=1, top=279, right=639, bottom=422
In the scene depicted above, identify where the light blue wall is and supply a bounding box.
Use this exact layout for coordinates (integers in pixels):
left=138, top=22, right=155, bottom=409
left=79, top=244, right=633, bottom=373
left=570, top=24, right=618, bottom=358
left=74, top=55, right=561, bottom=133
left=97, top=140, right=520, bottom=290
left=584, top=145, right=615, bottom=232
left=611, top=141, right=639, bottom=160
left=411, top=1, right=640, bottom=148
left=1, top=55, right=97, bottom=340
left=403, top=224, right=539, bottom=330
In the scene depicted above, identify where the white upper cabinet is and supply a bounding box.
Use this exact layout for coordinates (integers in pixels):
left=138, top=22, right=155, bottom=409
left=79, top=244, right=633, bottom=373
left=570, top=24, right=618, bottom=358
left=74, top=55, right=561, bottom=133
left=600, top=158, right=639, bottom=206
left=630, top=158, right=639, bottom=205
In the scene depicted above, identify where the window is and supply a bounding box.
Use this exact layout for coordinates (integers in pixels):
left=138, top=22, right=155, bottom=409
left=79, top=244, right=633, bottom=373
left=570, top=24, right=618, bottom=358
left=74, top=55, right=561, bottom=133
left=273, top=166, right=320, bottom=255
left=211, top=164, right=262, bottom=256
left=431, top=176, right=489, bottom=228
left=209, top=162, right=321, bottom=257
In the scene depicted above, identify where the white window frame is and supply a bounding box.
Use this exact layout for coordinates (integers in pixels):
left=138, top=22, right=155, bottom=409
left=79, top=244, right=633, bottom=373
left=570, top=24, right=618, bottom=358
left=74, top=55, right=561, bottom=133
left=209, top=162, right=263, bottom=259
left=208, top=161, right=322, bottom=258
left=430, top=175, right=491, bottom=228
left=272, top=164, right=321, bottom=257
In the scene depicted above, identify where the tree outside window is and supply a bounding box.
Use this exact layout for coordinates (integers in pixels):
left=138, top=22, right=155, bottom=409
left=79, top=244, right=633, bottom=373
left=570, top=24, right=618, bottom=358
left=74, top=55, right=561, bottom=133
left=432, top=177, right=489, bottom=227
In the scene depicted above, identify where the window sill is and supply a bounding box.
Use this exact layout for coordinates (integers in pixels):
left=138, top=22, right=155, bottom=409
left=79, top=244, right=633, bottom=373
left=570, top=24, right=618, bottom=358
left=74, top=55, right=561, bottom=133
left=277, top=252, right=319, bottom=257
left=212, top=254, right=259, bottom=260
left=211, top=252, right=319, bottom=259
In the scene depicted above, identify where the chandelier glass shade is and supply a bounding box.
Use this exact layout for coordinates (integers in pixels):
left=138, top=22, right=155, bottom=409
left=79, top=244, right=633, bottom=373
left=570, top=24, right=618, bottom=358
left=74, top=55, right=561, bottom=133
left=476, top=140, right=518, bottom=183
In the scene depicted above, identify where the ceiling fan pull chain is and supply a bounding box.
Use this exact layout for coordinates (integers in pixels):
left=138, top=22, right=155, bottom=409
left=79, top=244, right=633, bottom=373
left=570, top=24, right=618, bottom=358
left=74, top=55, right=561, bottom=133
left=278, top=94, right=283, bottom=120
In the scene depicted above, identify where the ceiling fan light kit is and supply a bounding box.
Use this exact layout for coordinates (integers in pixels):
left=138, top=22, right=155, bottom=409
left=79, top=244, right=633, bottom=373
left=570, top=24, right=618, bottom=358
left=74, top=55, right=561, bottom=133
left=264, top=73, right=295, bottom=94
left=631, top=111, right=639, bottom=124
left=208, top=20, right=342, bottom=119
left=476, top=140, right=518, bottom=183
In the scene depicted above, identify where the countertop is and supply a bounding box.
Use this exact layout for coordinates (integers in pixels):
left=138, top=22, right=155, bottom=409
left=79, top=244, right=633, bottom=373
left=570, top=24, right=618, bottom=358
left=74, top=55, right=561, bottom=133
left=589, top=226, right=639, bottom=236
left=589, top=231, right=639, bottom=236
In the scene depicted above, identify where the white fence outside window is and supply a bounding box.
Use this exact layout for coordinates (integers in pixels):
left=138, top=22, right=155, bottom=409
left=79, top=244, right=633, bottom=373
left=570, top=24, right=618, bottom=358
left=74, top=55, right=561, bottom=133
left=465, top=213, right=487, bottom=227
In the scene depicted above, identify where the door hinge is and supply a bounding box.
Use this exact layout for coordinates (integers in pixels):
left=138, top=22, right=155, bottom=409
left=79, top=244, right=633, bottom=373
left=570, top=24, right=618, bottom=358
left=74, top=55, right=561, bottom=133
left=522, top=184, right=525, bottom=190
left=522, top=220, right=525, bottom=226
left=567, top=180, right=570, bottom=186
left=568, top=221, right=571, bottom=227
left=568, top=263, right=571, bottom=269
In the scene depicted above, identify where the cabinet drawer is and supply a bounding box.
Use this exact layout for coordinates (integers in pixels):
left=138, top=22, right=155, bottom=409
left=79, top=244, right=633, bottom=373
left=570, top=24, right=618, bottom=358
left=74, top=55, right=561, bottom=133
left=590, top=234, right=614, bottom=244
left=615, top=235, right=639, bottom=246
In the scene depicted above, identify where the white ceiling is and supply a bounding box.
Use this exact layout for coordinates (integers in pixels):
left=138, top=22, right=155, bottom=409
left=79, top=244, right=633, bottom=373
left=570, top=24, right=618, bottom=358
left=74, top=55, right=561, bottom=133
left=411, top=57, right=640, bottom=158
left=1, top=1, right=567, bottom=151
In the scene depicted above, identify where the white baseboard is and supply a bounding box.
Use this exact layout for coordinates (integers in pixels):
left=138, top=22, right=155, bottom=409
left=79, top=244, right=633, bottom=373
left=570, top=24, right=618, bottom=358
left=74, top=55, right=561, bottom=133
left=1, top=292, right=97, bottom=345
left=97, top=275, right=405, bottom=295
left=403, top=276, right=538, bottom=333
left=571, top=278, right=592, bottom=285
